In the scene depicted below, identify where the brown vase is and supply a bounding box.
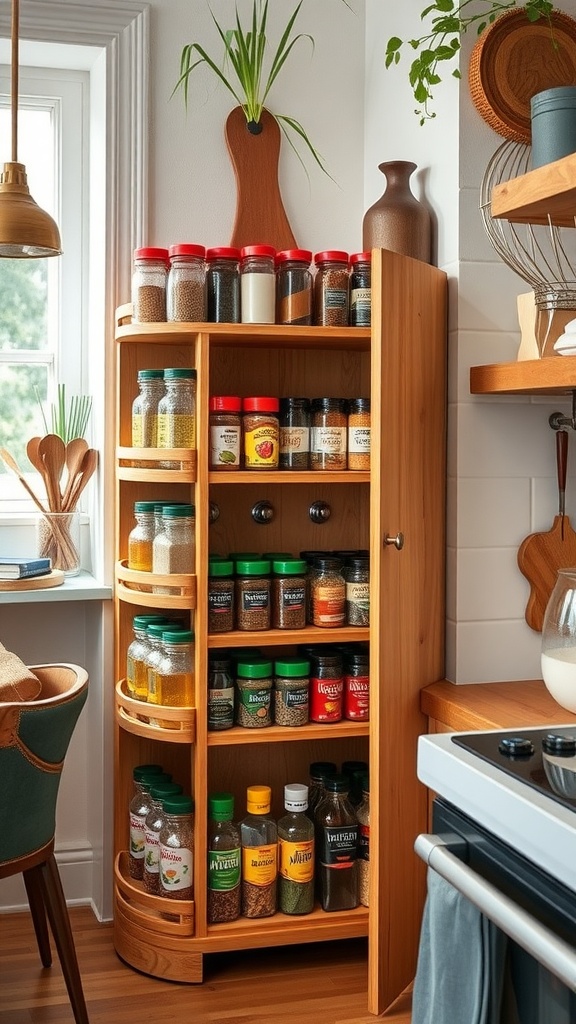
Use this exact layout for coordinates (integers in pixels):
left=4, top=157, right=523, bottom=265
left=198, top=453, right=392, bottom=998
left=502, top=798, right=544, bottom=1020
left=362, top=161, right=431, bottom=264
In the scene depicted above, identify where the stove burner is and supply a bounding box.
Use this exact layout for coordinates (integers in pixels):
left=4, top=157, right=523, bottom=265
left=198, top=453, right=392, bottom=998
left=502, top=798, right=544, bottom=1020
left=498, top=736, right=535, bottom=758
left=542, top=733, right=576, bottom=756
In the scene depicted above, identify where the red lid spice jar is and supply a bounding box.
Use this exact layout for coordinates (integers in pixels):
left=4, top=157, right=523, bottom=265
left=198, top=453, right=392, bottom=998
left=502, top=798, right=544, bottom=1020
left=167, top=243, right=206, bottom=322
left=242, top=397, right=279, bottom=470
left=209, top=396, right=242, bottom=471
left=132, top=247, right=168, bottom=322
left=313, top=250, right=349, bottom=327
left=240, top=244, right=276, bottom=324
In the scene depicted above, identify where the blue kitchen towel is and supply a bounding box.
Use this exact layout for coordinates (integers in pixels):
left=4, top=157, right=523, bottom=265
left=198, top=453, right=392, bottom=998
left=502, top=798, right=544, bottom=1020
left=412, top=867, right=506, bottom=1024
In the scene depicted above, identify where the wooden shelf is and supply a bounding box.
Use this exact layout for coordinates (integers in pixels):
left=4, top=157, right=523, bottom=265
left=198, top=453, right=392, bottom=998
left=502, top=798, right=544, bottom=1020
left=491, top=151, right=576, bottom=227
left=207, top=625, right=370, bottom=648
left=207, top=720, right=369, bottom=746
left=116, top=317, right=371, bottom=351
left=470, top=356, right=576, bottom=395
left=209, top=470, right=370, bottom=484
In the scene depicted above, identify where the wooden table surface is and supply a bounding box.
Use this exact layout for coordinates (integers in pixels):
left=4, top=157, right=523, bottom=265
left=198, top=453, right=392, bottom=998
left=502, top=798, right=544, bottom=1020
left=421, top=678, right=576, bottom=732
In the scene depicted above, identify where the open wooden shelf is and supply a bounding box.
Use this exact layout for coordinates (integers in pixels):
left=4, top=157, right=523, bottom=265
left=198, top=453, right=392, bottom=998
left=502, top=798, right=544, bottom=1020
left=470, top=355, right=576, bottom=395
left=491, top=151, right=576, bottom=226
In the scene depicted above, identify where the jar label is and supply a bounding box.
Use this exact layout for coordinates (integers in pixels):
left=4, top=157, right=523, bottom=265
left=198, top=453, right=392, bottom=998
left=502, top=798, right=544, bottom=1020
left=279, top=426, right=310, bottom=454
left=242, top=843, right=278, bottom=885
left=144, top=829, right=160, bottom=875
left=242, top=588, right=270, bottom=611
left=323, top=288, right=348, bottom=310
left=279, top=838, right=314, bottom=883
left=350, top=288, right=371, bottom=326
left=278, top=686, right=309, bottom=710
left=132, top=414, right=144, bottom=447
left=280, top=584, right=306, bottom=610
left=209, top=848, right=241, bottom=890
left=311, top=426, right=346, bottom=454
left=239, top=686, right=271, bottom=719
left=210, top=425, right=241, bottom=468
left=309, top=676, right=343, bottom=721
left=344, top=674, right=370, bottom=721
left=157, top=413, right=196, bottom=448
left=159, top=844, right=193, bottom=892
left=319, top=824, right=359, bottom=865
left=244, top=424, right=279, bottom=467
left=312, top=583, right=345, bottom=626
left=208, top=687, right=235, bottom=728
left=129, top=812, right=146, bottom=860
left=209, top=590, right=233, bottom=614
left=358, top=823, right=370, bottom=861
left=348, top=426, right=371, bottom=454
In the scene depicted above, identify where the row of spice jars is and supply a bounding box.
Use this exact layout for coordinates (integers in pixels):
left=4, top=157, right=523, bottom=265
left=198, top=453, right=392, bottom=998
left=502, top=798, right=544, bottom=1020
left=210, top=394, right=370, bottom=471
left=208, top=643, right=369, bottom=731
left=128, top=501, right=195, bottom=587
left=132, top=246, right=371, bottom=326
left=128, top=763, right=194, bottom=900
left=126, top=616, right=194, bottom=724
left=131, top=366, right=196, bottom=457
left=208, top=553, right=369, bottom=633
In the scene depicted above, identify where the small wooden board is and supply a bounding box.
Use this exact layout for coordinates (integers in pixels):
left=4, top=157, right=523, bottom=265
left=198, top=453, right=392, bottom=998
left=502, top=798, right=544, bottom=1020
left=518, top=515, right=576, bottom=631
left=0, top=569, right=64, bottom=592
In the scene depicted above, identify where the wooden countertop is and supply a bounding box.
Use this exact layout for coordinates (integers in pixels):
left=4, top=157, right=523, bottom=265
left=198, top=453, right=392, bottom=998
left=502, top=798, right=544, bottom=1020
left=421, top=679, right=576, bottom=732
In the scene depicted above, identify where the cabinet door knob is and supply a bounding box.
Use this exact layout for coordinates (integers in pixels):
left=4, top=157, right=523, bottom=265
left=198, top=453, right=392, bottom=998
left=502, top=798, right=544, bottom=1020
left=384, top=532, right=404, bottom=550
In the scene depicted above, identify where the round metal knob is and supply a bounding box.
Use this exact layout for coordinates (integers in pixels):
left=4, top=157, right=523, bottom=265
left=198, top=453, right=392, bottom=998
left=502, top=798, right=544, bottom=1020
left=251, top=500, right=275, bottom=524
left=384, top=532, right=404, bottom=550
left=209, top=501, right=220, bottom=524
left=309, top=501, right=331, bottom=524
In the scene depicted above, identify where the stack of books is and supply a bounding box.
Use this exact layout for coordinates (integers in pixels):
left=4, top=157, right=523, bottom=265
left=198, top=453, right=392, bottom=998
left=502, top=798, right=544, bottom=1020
left=0, top=557, right=52, bottom=581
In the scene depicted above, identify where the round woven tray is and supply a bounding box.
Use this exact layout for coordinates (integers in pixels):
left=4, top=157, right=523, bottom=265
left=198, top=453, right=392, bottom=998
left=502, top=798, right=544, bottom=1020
left=469, top=9, right=576, bottom=142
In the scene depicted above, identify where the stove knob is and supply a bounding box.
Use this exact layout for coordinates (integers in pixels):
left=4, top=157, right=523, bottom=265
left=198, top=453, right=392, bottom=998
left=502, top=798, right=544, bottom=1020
left=498, top=736, right=535, bottom=758
left=542, top=733, right=576, bottom=757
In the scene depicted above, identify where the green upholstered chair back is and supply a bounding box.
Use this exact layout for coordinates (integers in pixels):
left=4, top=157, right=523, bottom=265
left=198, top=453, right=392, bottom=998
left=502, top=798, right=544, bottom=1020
left=0, top=664, right=88, bottom=865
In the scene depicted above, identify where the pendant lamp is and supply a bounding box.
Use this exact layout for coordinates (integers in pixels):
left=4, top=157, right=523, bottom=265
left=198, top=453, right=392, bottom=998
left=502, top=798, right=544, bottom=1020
left=0, top=0, right=62, bottom=257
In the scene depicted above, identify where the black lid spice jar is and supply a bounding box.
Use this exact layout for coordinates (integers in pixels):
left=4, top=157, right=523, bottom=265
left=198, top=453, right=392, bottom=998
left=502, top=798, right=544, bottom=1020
left=343, top=556, right=370, bottom=626
left=242, top=397, right=279, bottom=470
left=208, top=559, right=235, bottom=634
left=276, top=248, right=313, bottom=325
left=349, top=251, right=371, bottom=327
left=236, top=658, right=273, bottom=728
left=206, top=246, right=240, bottom=323
left=132, top=247, right=168, bottom=322
left=343, top=648, right=370, bottom=722
left=310, top=556, right=346, bottom=629
left=273, top=658, right=310, bottom=727
left=309, top=649, right=344, bottom=723
left=271, top=558, right=308, bottom=630
left=314, top=773, right=359, bottom=911
left=207, top=653, right=235, bottom=731
left=310, top=398, right=347, bottom=471
left=313, top=250, right=349, bottom=327
left=279, top=397, right=310, bottom=470
left=235, top=558, right=271, bottom=631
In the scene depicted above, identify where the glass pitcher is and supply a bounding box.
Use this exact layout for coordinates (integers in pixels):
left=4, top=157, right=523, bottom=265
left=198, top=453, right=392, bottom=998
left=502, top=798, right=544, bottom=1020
left=541, top=569, right=576, bottom=713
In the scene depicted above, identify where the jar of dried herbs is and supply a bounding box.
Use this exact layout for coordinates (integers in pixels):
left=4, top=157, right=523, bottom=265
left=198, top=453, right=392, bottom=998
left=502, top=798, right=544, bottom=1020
left=236, top=659, right=273, bottom=728
left=132, top=247, right=168, bottom=322
left=278, top=784, right=315, bottom=915
left=159, top=794, right=194, bottom=901
left=347, top=398, right=371, bottom=471
left=314, top=774, right=359, bottom=912
left=143, top=782, right=184, bottom=894
left=271, top=558, right=307, bottom=630
left=235, top=559, right=271, bottom=631
left=208, top=560, right=235, bottom=633
left=207, top=654, right=235, bottom=732
left=279, top=397, right=310, bottom=470
left=167, top=243, right=206, bottom=322
left=239, top=785, right=277, bottom=918
left=313, top=250, right=349, bottom=327
left=128, top=765, right=167, bottom=879
left=273, top=658, right=310, bottom=727
left=310, top=398, right=347, bottom=471
left=343, top=557, right=370, bottom=626
left=208, top=793, right=241, bottom=923
left=276, top=249, right=313, bottom=325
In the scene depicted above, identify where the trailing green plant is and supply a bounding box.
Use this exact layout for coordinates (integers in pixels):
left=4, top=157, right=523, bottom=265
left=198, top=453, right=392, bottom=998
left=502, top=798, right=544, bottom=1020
left=385, top=0, right=554, bottom=125
left=174, top=0, right=348, bottom=178
left=35, top=383, right=92, bottom=443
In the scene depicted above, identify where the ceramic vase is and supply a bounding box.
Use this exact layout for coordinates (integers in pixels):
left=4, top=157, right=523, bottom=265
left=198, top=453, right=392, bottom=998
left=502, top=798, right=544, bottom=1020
left=362, top=161, right=431, bottom=264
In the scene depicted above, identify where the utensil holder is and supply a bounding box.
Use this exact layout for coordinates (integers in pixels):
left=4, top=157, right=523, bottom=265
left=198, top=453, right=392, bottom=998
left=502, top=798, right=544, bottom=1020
left=35, top=511, right=81, bottom=576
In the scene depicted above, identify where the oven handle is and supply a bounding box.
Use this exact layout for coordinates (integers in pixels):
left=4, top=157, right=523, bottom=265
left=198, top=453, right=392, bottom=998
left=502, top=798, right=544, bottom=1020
left=415, top=833, right=576, bottom=992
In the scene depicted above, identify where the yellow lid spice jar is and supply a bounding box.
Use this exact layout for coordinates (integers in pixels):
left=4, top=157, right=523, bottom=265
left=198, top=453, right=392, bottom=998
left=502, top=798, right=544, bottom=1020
left=242, top=396, right=279, bottom=470
left=347, top=398, right=371, bottom=471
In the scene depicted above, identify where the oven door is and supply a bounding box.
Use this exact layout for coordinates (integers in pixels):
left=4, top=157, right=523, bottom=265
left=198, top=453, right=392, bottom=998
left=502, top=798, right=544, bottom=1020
left=415, top=799, right=576, bottom=1023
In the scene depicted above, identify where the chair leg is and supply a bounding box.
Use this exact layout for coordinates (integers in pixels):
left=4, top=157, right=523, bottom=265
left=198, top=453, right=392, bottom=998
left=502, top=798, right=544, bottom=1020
left=23, top=865, right=52, bottom=967
left=37, top=853, right=90, bottom=1024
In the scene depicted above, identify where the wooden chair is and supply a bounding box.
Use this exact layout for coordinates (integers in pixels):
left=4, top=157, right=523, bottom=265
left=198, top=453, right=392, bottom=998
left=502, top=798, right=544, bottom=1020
left=0, top=663, right=90, bottom=1023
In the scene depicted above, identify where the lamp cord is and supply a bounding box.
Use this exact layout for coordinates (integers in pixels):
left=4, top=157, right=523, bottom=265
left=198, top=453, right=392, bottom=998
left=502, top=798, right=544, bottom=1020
left=11, top=0, right=18, bottom=162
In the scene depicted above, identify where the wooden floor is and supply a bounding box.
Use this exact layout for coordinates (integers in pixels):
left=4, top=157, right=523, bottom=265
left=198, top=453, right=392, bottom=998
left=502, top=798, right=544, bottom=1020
left=0, top=906, right=412, bottom=1024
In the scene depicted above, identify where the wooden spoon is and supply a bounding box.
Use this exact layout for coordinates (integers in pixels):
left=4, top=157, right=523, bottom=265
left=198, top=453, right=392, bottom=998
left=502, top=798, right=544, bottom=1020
left=38, top=434, right=66, bottom=511
left=0, top=447, right=47, bottom=512
left=64, top=448, right=98, bottom=511
left=62, top=438, right=89, bottom=509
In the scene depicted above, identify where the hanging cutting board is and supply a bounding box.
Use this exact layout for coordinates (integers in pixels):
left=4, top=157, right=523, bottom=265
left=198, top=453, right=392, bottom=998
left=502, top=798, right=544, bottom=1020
left=518, top=430, right=576, bottom=631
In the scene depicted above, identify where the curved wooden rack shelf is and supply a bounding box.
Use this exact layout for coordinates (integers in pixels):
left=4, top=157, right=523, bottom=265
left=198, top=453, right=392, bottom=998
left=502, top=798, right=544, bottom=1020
left=117, top=446, right=196, bottom=481
left=115, top=561, right=197, bottom=609
left=207, top=625, right=369, bottom=648
left=115, top=680, right=196, bottom=742
left=115, top=852, right=194, bottom=937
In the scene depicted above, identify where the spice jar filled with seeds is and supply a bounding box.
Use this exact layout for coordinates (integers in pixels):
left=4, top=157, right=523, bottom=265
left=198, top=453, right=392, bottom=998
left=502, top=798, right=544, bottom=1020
left=235, top=559, right=271, bottom=631
left=310, top=398, right=347, bottom=471
left=209, top=396, right=242, bottom=471
left=310, top=556, right=346, bottom=628
left=208, top=793, right=241, bottom=923
left=347, top=398, right=371, bottom=471
left=132, top=369, right=165, bottom=452
left=278, top=784, right=315, bottom=915
left=271, top=558, right=307, bottom=630
left=276, top=249, right=313, bottom=325
left=240, top=244, right=276, bottom=324
left=349, top=251, right=371, bottom=327
left=279, top=397, right=310, bottom=470
left=208, top=559, right=235, bottom=633
left=236, top=659, right=273, bottom=729
left=242, top=397, right=279, bottom=470
left=239, top=785, right=278, bottom=918
left=206, top=246, right=241, bottom=323
left=273, top=658, right=310, bottom=727
left=157, top=367, right=197, bottom=469
left=343, top=556, right=370, bottom=626
left=143, top=781, right=184, bottom=894
left=159, top=794, right=195, bottom=901
left=132, top=247, right=168, bottom=323
left=167, top=243, right=206, bottom=322
left=313, top=250, right=349, bottom=327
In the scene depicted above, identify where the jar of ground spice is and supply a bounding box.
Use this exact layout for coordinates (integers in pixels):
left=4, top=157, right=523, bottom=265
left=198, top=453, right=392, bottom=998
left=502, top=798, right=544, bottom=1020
left=206, top=246, right=240, bottom=323
left=310, top=398, right=348, bottom=471
left=271, top=558, right=307, bottom=629
left=310, top=556, right=346, bottom=628
left=347, top=398, right=371, bottom=471
left=276, top=249, right=313, bottom=325
left=240, top=244, right=276, bottom=324
left=236, top=658, right=273, bottom=728
left=343, top=648, right=370, bottom=722
left=343, top=557, right=370, bottom=626
left=279, top=397, right=310, bottom=470
left=209, top=396, right=242, bottom=471
left=349, top=251, right=371, bottom=327
left=309, top=649, right=344, bottom=723
left=132, top=247, right=168, bottom=322
left=167, top=244, right=206, bottom=322
left=313, top=250, right=349, bottom=327
left=242, top=397, right=279, bottom=470
left=273, top=658, right=310, bottom=727
left=208, top=559, right=235, bottom=633
left=235, top=559, right=271, bottom=631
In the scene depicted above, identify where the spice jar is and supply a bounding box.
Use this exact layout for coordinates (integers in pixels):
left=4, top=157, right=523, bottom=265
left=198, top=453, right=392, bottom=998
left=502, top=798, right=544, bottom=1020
left=126, top=614, right=169, bottom=701
left=343, top=648, right=370, bottom=721
left=313, top=250, right=349, bottom=327
left=356, top=776, right=370, bottom=906
left=343, top=556, right=370, bottom=626
left=152, top=504, right=195, bottom=591
left=279, top=397, right=310, bottom=470
left=240, top=244, right=276, bottom=324
left=206, top=246, right=241, bottom=323
left=236, top=658, right=273, bottom=728
left=278, top=784, right=315, bottom=915
left=271, top=558, right=307, bottom=629
left=159, top=794, right=195, bottom=901
left=132, top=246, right=168, bottom=322
left=276, top=249, right=313, bottom=325
left=128, top=500, right=157, bottom=574
left=347, top=398, right=371, bottom=471
left=310, top=556, right=346, bottom=628
left=207, top=654, right=235, bottom=731
left=310, top=398, right=347, bottom=471
left=235, top=559, right=271, bottom=631
left=150, top=628, right=195, bottom=728
left=308, top=761, right=337, bottom=820
left=209, top=396, right=242, bottom=471
left=273, top=658, right=310, bottom=727
left=131, top=368, right=164, bottom=452
left=143, top=781, right=184, bottom=894
left=309, top=649, right=344, bottom=723
left=144, top=621, right=171, bottom=707
left=167, top=243, right=206, bottom=322
left=239, top=785, right=278, bottom=918
left=208, top=792, right=241, bottom=923
left=128, top=767, right=170, bottom=879
left=208, top=559, right=235, bottom=633
left=157, top=367, right=197, bottom=469
left=314, top=774, right=359, bottom=911
left=349, top=251, right=371, bottom=327
left=242, top=396, right=279, bottom=470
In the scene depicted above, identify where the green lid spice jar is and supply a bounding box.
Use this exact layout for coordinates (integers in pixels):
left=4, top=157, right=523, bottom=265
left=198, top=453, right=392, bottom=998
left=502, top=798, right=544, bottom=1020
left=208, top=793, right=241, bottom=923
left=235, top=559, right=271, bottom=631
left=240, top=785, right=278, bottom=918
left=236, top=659, right=273, bottom=728
left=157, top=367, right=197, bottom=469
left=208, top=559, right=235, bottom=633
left=128, top=500, right=157, bottom=574
left=131, top=368, right=165, bottom=451
left=126, top=614, right=168, bottom=701
left=271, top=558, right=307, bottom=630
left=143, top=781, right=184, bottom=894
left=278, top=784, right=315, bottom=915
left=159, top=794, right=195, bottom=901
left=128, top=765, right=166, bottom=879
left=273, top=658, right=310, bottom=727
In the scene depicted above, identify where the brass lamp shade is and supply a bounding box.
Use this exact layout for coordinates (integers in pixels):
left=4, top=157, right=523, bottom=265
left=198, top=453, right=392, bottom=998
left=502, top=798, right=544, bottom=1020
left=0, top=162, right=62, bottom=258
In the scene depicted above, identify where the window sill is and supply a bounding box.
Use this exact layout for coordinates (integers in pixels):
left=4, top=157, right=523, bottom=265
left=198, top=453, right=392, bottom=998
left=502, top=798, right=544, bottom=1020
left=0, top=571, right=112, bottom=604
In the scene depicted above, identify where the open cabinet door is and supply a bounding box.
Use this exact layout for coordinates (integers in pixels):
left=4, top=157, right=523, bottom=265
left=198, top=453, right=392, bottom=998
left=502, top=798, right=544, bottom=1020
left=368, top=248, right=447, bottom=1014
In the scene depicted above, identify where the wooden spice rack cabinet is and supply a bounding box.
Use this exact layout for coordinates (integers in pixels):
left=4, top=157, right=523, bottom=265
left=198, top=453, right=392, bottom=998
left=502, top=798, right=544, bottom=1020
left=113, top=248, right=447, bottom=1016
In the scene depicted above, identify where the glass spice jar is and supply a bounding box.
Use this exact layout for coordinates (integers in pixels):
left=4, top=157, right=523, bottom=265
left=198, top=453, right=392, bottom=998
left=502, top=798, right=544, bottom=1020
left=206, top=246, right=240, bottom=323
left=143, top=781, right=184, bottom=894
left=144, top=621, right=171, bottom=709
left=150, top=628, right=195, bottom=729
left=279, top=397, right=310, bottom=470
left=271, top=558, right=308, bottom=630
left=273, top=658, right=310, bottom=727
left=128, top=500, right=157, bottom=575
left=276, top=248, right=313, bottom=325
left=152, top=504, right=195, bottom=592
left=242, top=396, right=279, bottom=470
left=207, top=654, right=235, bottom=731
left=347, top=398, right=371, bottom=471
left=314, top=774, right=359, bottom=912
left=277, top=783, right=315, bottom=915
left=236, top=659, right=273, bottom=728
left=313, top=250, right=349, bottom=327
left=235, top=559, right=271, bottom=631
left=208, top=559, right=235, bottom=633
left=131, top=368, right=165, bottom=452
left=309, top=649, right=344, bottom=723
left=349, top=251, right=371, bottom=327
left=167, top=243, right=206, bottom=322
left=132, top=246, right=168, bottom=323
left=159, top=794, right=195, bottom=901
left=126, top=614, right=169, bottom=702
left=310, top=398, right=348, bottom=471
left=307, top=761, right=338, bottom=820
left=208, top=792, right=241, bottom=923
left=310, top=556, right=346, bottom=629
left=239, top=785, right=278, bottom=918
left=128, top=767, right=170, bottom=880
left=343, top=648, right=370, bottom=722
left=240, top=244, right=276, bottom=324
left=341, top=760, right=369, bottom=807
left=209, top=395, right=242, bottom=471
left=343, top=556, right=370, bottom=626
left=157, top=367, right=197, bottom=469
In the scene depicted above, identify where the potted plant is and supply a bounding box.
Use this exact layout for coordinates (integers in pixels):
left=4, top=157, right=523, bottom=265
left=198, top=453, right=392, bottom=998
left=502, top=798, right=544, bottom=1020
left=385, top=0, right=553, bottom=124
